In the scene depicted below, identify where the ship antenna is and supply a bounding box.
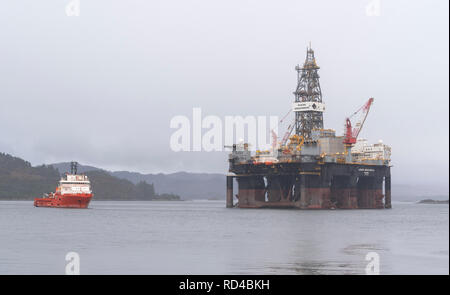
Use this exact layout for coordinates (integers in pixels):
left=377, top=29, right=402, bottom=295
left=70, top=161, right=78, bottom=175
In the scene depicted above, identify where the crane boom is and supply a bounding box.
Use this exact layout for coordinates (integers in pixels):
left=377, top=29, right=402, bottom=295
left=344, top=98, right=374, bottom=145
left=281, top=123, right=295, bottom=146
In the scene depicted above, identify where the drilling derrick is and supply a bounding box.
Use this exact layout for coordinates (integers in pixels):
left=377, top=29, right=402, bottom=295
left=293, top=46, right=325, bottom=139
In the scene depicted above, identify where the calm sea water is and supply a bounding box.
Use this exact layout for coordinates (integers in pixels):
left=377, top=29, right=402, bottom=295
left=0, top=200, right=448, bottom=275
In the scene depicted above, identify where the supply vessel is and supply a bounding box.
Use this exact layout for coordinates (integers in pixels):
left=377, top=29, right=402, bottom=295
left=34, top=162, right=93, bottom=208
left=226, top=46, right=392, bottom=209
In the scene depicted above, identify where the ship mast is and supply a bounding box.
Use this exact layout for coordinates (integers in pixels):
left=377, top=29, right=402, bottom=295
left=70, top=161, right=78, bottom=175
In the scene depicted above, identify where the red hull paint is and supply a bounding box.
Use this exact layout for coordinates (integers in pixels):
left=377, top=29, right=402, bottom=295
left=34, top=193, right=92, bottom=209
left=235, top=187, right=385, bottom=209
left=301, top=187, right=332, bottom=209
left=333, top=188, right=358, bottom=209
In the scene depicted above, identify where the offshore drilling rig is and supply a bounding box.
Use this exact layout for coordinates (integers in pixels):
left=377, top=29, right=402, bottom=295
left=226, top=46, right=392, bottom=209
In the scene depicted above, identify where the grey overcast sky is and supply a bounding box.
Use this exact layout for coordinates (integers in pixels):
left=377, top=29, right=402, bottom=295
left=0, top=0, right=448, bottom=185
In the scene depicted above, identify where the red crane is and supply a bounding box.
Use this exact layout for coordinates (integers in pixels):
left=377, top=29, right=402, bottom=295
left=343, top=98, right=374, bottom=146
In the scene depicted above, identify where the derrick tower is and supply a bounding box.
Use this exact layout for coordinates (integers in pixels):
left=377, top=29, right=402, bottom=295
left=293, top=46, right=325, bottom=139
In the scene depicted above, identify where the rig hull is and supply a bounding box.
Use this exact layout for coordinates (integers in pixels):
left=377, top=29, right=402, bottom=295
left=34, top=193, right=92, bottom=208
left=227, top=162, right=391, bottom=210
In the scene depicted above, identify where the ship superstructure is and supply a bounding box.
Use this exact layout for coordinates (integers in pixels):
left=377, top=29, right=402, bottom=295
left=226, top=46, right=392, bottom=209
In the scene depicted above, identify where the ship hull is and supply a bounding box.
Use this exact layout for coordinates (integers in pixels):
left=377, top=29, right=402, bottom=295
left=34, top=194, right=92, bottom=208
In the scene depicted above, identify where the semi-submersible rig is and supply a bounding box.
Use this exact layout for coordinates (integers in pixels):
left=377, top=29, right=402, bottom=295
left=226, top=46, right=392, bottom=209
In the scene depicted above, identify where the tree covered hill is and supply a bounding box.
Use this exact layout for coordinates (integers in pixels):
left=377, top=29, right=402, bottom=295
left=0, top=153, right=59, bottom=200
left=0, top=153, right=179, bottom=201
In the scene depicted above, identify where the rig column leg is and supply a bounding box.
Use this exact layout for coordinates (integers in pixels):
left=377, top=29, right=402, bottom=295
left=226, top=175, right=234, bottom=208
left=349, top=176, right=359, bottom=209
left=293, top=177, right=302, bottom=202
left=385, top=175, right=392, bottom=209
left=299, top=175, right=307, bottom=209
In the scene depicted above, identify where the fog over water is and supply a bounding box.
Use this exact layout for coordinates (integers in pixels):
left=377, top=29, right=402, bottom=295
left=0, top=1, right=448, bottom=187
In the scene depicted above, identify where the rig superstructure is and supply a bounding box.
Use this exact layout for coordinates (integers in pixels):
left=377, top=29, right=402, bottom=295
left=226, top=46, right=392, bottom=209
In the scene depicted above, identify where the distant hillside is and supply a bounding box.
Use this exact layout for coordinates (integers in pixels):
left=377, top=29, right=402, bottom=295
left=52, top=163, right=225, bottom=200
left=111, top=171, right=225, bottom=200
left=48, top=162, right=102, bottom=174
left=84, top=170, right=179, bottom=201
left=0, top=153, right=179, bottom=201
left=0, top=153, right=59, bottom=200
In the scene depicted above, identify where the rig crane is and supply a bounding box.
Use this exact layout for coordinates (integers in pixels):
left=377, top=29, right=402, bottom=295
left=343, top=97, right=374, bottom=146
left=271, top=109, right=294, bottom=149
left=281, top=123, right=295, bottom=146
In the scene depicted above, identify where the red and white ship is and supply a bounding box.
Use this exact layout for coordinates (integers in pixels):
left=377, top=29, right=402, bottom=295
left=34, top=162, right=93, bottom=208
